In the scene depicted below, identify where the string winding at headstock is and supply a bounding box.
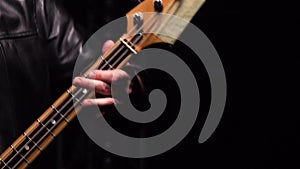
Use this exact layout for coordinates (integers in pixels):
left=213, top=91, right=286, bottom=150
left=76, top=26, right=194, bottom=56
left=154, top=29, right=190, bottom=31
left=124, top=0, right=205, bottom=51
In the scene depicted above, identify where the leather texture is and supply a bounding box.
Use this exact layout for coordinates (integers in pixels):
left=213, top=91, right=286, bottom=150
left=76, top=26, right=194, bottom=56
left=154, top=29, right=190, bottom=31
left=0, top=1, right=149, bottom=168
left=0, top=0, right=84, bottom=168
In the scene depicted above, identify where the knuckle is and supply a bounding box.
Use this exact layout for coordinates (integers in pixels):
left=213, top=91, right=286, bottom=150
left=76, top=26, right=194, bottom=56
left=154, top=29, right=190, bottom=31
left=96, top=82, right=110, bottom=94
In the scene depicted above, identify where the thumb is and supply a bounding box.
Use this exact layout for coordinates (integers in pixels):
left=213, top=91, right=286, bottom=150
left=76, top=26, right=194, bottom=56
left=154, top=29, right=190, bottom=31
left=102, top=40, right=115, bottom=54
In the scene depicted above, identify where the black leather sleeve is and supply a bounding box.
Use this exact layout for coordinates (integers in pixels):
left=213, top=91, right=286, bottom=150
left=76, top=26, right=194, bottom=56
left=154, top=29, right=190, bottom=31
left=36, top=0, right=83, bottom=97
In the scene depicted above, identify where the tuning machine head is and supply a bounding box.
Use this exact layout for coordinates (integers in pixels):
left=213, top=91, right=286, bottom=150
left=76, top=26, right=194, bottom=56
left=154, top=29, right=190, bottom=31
left=154, top=0, right=163, bottom=12
left=133, top=12, right=144, bottom=28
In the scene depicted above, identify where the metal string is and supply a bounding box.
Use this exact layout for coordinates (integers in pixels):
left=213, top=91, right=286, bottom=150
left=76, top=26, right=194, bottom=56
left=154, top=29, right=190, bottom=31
left=1, top=3, right=171, bottom=168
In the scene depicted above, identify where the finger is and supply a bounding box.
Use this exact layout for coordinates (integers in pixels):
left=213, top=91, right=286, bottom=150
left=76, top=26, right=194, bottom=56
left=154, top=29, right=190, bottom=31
left=82, top=98, right=115, bottom=107
left=102, top=40, right=115, bottom=54
left=73, top=77, right=111, bottom=95
left=88, top=69, right=129, bottom=83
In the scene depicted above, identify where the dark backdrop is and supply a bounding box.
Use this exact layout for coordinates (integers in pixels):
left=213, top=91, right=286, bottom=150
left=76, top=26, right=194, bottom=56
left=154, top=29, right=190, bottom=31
left=60, top=0, right=299, bottom=169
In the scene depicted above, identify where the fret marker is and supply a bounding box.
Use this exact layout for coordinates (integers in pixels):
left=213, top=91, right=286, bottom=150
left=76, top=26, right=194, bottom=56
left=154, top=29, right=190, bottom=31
left=37, top=119, right=56, bottom=137
left=51, top=105, right=70, bottom=123
left=25, top=145, right=30, bottom=151
left=67, top=89, right=81, bottom=104
left=83, top=88, right=88, bottom=94
left=51, top=119, right=56, bottom=125
left=24, top=132, right=43, bottom=151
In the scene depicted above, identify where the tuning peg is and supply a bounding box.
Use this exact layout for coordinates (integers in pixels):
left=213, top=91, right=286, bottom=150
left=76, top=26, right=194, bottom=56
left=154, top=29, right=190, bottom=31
left=154, top=0, right=163, bottom=12
left=133, top=12, right=144, bottom=28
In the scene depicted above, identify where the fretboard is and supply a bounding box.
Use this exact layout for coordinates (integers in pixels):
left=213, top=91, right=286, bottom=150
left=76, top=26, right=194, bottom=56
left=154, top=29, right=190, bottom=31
left=0, top=38, right=137, bottom=169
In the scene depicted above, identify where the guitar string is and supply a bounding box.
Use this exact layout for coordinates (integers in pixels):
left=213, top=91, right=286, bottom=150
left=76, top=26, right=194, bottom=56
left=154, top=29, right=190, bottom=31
left=105, top=12, right=158, bottom=69
left=1, top=11, right=162, bottom=168
left=0, top=42, right=125, bottom=169
left=2, top=12, right=165, bottom=168
left=10, top=89, right=87, bottom=169
left=110, top=14, right=159, bottom=68
left=1, top=11, right=163, bottom=169
left=0, top=27, right=134, bottom=169
left=109, top=0, right=176, bottom=69
left=3, top=0, right=176, bottom=165
left=1, top=88, right=85, bottom=169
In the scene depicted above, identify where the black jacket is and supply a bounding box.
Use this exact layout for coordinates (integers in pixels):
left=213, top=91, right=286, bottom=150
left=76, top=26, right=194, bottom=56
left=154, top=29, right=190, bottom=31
left=1, top=1, right=149, bottom=168
left=0, top=0, right=88, bottom=168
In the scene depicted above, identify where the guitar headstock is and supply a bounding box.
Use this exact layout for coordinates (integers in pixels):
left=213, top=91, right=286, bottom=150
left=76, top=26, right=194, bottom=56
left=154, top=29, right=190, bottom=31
left=124, top=0, right=205, bottom=51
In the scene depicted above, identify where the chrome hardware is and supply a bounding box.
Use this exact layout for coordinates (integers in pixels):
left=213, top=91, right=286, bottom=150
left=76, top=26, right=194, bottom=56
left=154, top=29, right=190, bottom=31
left=133, top=12, right=143, bottom=28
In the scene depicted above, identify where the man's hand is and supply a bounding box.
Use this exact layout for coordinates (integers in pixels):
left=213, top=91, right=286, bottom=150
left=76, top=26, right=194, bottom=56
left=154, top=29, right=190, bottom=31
left=73, top=40, right=130, bottom=106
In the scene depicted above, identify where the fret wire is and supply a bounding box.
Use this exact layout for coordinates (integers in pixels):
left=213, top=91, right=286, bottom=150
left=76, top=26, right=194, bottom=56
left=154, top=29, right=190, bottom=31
left=8, top=132, right=42, bottom=169
left=2, top=21, right=138, bottom=169
left=98, top=14, right=155, bottom=70
left=105, top=40, right=134, bottom=70
left=9, top=132, right=42, bottom=168
left=4, top=88, right=83, bottom=168
left=95, top=13, right=143, bottom=71
left=99, top=43, right=123, bottom=70
left=100, top=55, right=114, bottom=69
left=102, top=40, right=129, bottom=70
left=37, top=119, right=56, bottom=137
left=22, top=90, right=88, bottom=161
left=109, top=21, right=150, bottom=69
left=0, top=158, right=12, bottom=169
left=97, top=42, right=125, bottom=70
left=23, top=132, right=42, bottom=151
left=104, top=14, right=158, bottom=70
left=51, top=105, right=70, bottom=123
left=98, top=17, right=144, bottom=71
left=50, top=88, right=82, bottom=120
left=2, top=140, right=33, bottom=168
left=57, top=89, right=88, bottom=121
left=119, top=38, right=138, bottom=54
left=31, top=87, right=82, bottom=139
left=21, top=88, right=87, bottom=158
left=111, top=35, right=143, bottom=68
left=10, top=145, right=30, bottom=165
left=4, top=11, right=164, bottom=169
left=66, top=90, right=82, bottom=105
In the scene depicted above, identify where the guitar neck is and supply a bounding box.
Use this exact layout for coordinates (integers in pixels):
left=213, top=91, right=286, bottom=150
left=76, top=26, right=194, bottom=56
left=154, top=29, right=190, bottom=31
left=0, top=39, right=135, bottom=169
left=0, top=0, right=205, bottom=167
left=0, top=86, right=80, bottom=169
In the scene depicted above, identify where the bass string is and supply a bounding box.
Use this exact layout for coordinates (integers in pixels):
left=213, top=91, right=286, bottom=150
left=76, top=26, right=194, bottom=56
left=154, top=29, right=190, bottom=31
left=1, top=10, right=163, bottom=169
left=109, top=0, right=176, bottom=69
left=0, top=87, right=85, bottom=169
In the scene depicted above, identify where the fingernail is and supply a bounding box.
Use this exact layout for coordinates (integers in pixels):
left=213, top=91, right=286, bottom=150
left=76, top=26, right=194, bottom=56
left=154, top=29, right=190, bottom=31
left=73, top=77, right=81, bottom=84
left=89, top=71, right=95, bottom=79
left=83, top=99, right=92, bottom=106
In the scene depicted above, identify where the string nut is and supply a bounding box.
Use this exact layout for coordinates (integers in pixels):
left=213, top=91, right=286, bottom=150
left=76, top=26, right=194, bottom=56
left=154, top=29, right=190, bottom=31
left=154, top=0, right=163, bottom=12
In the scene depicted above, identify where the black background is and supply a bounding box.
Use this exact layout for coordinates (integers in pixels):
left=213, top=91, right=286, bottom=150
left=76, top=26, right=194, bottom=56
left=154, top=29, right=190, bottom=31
left=60, top=0, right=299, bottom=168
